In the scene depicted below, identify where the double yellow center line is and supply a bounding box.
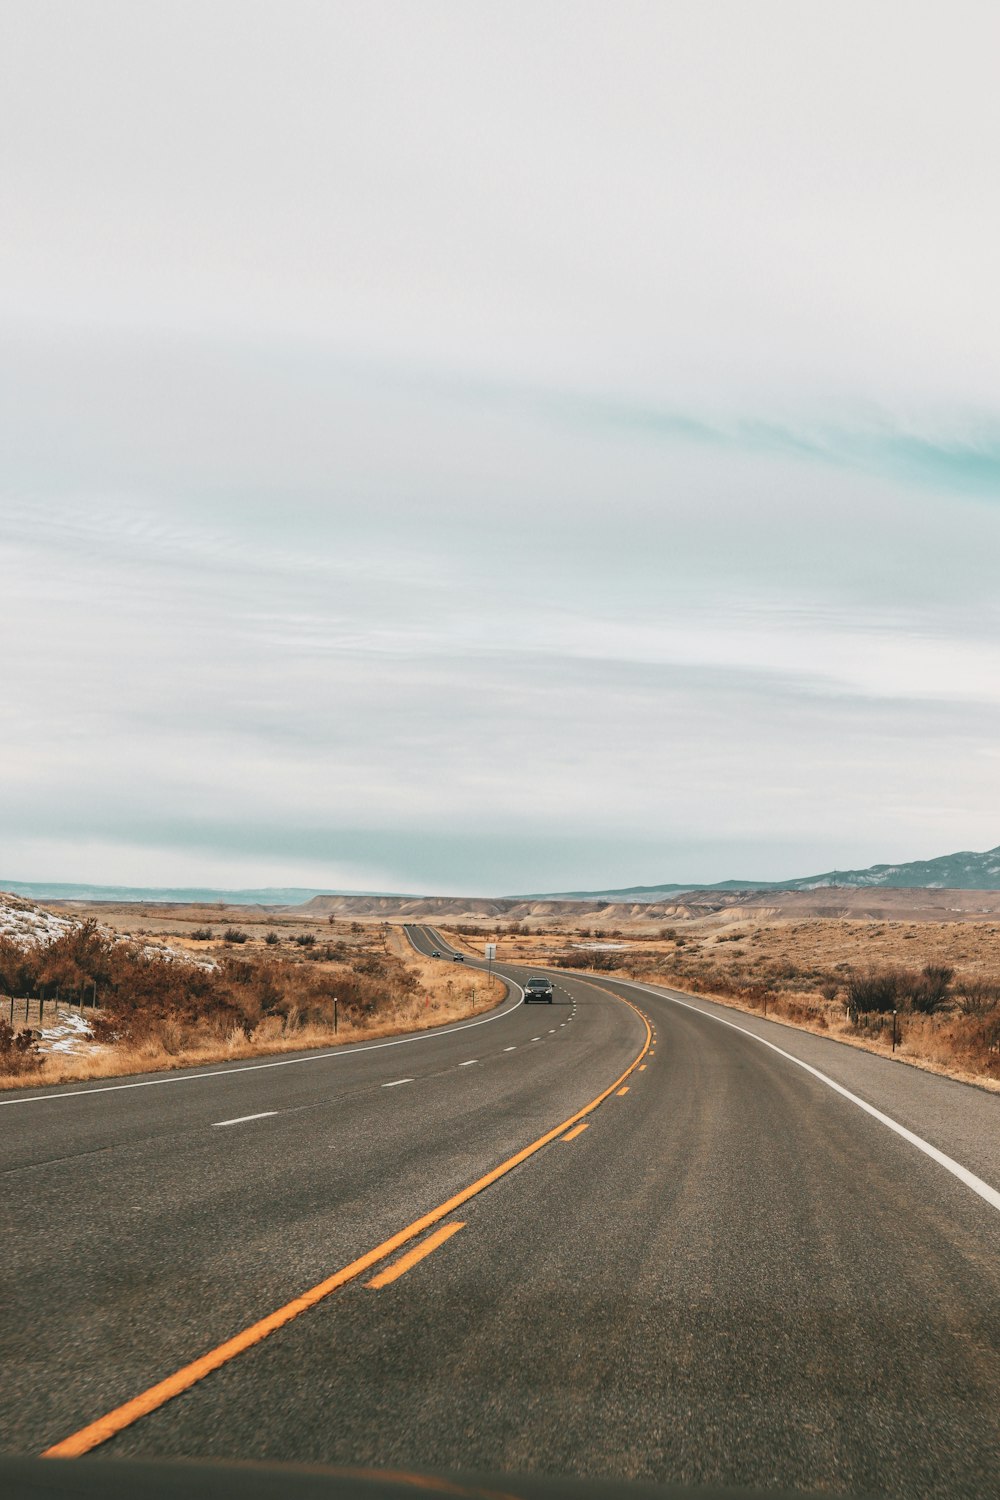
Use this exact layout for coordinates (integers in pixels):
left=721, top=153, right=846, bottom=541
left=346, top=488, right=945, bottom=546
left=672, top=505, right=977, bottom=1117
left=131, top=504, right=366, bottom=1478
left=43, top=992, right=651, bottom=1459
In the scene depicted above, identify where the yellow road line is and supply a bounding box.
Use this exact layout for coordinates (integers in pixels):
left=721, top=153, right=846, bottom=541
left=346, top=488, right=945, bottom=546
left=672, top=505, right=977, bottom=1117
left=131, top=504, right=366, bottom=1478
left=43, top=989, right=651, bottom=1459
left=616, top=1086, right=629, bottom=1096
left=365, top=1222, right=464, bottom=1288
left=638, top=1064, right=647, bottom=1071
left=561, top=1122, right=589, bottom=1142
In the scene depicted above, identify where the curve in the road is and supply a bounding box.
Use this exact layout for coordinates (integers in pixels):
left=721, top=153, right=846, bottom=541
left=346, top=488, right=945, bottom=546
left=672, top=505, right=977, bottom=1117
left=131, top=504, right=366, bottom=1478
left=41, top=976, right=652, bottom=1458
left=2, top=931, right=521, bottom=1109
left=620, top=979, right=1000, bottom=1217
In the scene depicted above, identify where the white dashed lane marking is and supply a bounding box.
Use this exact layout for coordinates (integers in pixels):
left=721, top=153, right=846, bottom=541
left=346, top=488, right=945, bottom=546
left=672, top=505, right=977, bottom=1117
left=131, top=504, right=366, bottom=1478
left=212, top=1112, right=278, bottom=1128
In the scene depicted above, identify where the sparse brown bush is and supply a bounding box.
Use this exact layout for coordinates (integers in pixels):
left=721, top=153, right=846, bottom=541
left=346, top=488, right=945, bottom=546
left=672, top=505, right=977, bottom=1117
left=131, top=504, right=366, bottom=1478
left=845, top=963, right=954, bottom=1018
left=189, top=928, right=213, bottom=941
left=907, top=964, right=954, bottom=1015
left=158, top=1018, right=188, bottom=1055
left=223, top=927, right=249, bottom=945
left=0, top=909, right=473, bottom=1090
left=355, top=951, right=386, bottom=977
left=0, top=1020, right=43, bottom=1075
left=846, top=969, right=901, bottom=1017
left=553, top=949, right=631, bottom=972
left=955, top=978, right=1000, bottom=1016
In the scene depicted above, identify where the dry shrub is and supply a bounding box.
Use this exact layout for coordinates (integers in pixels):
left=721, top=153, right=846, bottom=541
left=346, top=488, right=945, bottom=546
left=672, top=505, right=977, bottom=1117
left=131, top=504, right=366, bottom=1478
left=553, top=950, right=632, bottom=972
left=845, top=964, right=955, bottom=1018
left=157, top=1018, right=187, bottom=1056
left=626, top=950, right=1000, bottom=1085
left=846, top=970, right=899, bottom=1017
left=0, top=1020, right=43, bottom=1075
left=955, top=978, right=1000, bottom=1016
left=0, top=918, right=502, bottom=1090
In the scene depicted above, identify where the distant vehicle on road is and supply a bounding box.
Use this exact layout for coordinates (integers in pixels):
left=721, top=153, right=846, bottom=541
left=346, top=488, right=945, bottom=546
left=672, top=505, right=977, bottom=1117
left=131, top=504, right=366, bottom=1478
left=431, top=949, right=441, bottom=957
left=524, top=977, right=554, bottom=1003
left=452, top=953, right=465, bottom=962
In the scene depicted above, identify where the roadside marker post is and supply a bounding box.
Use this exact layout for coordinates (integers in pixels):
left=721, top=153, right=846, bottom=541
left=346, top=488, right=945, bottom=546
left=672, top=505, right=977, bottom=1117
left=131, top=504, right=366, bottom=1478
left=484, top=942, right=496, bottom=988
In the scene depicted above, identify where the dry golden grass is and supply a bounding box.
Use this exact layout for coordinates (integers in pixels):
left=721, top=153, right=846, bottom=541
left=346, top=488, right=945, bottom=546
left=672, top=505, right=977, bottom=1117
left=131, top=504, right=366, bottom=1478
left=15, top=900, right=998, bottom=1091
left=627, top=964, right=1000, bottom=1093
left=441, top=917, right=1000, bottom=1090
left=0, top=945, right=503, bottom=1093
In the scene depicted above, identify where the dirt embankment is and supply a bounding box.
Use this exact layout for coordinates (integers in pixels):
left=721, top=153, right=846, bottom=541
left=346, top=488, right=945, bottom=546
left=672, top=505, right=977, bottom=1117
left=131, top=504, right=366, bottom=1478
left=274, top=886, right=1000, bottom=926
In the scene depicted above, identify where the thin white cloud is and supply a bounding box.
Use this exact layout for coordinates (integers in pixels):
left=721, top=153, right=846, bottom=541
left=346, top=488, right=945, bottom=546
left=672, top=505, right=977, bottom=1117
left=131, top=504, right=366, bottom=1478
left=3, top=3, right=1000, bottom=890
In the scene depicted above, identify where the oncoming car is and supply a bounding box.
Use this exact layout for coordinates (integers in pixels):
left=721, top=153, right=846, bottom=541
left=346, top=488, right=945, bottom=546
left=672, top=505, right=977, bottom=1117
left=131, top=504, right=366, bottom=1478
left=523, top=977, right=554, bottom=1003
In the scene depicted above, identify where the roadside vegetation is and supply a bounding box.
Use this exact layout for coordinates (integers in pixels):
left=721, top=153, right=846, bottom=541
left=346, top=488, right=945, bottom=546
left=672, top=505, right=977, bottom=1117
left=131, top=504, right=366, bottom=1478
left=626, top=951, right=1000, bottom=1085
left=442, top=919, right=1000, bottom=1088
left=0, top=914, right=498, bottom=1089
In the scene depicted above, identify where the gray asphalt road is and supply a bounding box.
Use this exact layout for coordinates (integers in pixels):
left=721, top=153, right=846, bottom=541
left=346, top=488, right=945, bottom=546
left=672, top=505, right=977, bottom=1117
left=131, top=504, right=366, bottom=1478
left=3, top=930, right=1000, bottom=1498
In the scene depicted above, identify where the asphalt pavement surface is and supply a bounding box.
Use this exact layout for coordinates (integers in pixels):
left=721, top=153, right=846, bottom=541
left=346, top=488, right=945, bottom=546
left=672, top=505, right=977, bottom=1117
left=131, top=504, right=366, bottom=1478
left=2, top=926, right=1000, bottom=1498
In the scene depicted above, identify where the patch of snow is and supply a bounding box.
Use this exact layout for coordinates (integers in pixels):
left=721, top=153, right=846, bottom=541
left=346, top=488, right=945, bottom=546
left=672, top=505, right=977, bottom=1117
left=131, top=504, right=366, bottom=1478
left=38, top=1010, right=104, bottom=1055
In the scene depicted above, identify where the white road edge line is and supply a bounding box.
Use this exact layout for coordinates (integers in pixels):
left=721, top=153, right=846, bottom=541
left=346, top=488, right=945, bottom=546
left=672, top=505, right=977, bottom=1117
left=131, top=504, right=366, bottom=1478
left=627, top=981, right=1000, bottom=1217
left=458, top=1060, right=477, bottom=1067
left=503, top=1046, right=517, bottom=1052
left=2, top=973, right=526, bottom=1106
left=381, top=1079, right=413, bottom=1088
left=211, top=1112, right=278, bottom=1128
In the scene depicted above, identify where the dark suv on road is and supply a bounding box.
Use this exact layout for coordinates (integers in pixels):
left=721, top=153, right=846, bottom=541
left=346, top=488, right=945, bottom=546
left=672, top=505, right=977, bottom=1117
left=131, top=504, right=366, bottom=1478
left=524, top=977, right=554, bottom=1003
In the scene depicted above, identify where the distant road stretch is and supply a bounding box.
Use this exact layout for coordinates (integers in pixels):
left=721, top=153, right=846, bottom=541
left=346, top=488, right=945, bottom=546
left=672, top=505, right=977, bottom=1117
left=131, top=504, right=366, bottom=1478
left=2, top=924, right=1000, bottom=1497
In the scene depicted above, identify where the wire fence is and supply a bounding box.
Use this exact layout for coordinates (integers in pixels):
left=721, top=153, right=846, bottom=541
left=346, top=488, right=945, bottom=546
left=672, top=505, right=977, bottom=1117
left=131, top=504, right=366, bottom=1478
left=2, top=985, right=99, bottom=1029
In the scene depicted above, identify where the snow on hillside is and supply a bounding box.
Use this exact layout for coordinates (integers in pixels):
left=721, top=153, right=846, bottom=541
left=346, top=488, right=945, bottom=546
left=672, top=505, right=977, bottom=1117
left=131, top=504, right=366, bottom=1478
left=0, top=892, right=76, bottom=945
left=0, top=890, right=215, bottom=969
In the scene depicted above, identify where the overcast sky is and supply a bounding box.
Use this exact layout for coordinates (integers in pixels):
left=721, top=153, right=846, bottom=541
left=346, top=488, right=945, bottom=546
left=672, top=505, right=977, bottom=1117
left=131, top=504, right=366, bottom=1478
left=3, top=1, right=1000, bottom=894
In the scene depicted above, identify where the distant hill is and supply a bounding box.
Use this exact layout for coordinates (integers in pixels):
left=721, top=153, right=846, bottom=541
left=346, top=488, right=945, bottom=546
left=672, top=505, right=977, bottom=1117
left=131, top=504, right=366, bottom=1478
left=5, top=843, right=1000, bottom=910
left=524, top=844, right=1000, bottom=900
left=786, top=845, right=1000, bottom=891
left=0, top=881, right=405, bottom=907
